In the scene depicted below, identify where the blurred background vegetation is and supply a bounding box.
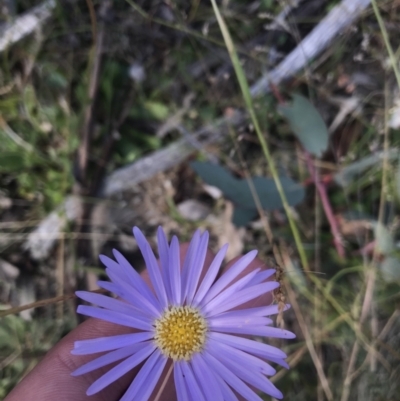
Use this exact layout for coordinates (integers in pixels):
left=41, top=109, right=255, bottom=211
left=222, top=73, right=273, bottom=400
left=0, top=0, right=400, bottom=400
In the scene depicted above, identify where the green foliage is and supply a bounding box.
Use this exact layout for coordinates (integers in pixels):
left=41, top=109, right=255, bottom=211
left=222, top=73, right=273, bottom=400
left=0, top=78, right=78, bottom=210
left=373, top=222, right=395, bottom=255
left=190, top=161, right=305, bottom=226
left=380, top=256, right=400, bottom=284
left=278, top=94, right=329, bottom=158
left=0, top=313, right=70, bottom=397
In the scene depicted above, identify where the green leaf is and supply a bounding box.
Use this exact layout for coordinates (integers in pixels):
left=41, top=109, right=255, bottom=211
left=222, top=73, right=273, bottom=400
left=144, top=101, right=170, bottom=121
left=23, top=85, right=38, bottom=117
left=191, top=161, right=305, bottom=226
left=0, top=96, right=20, bottom=119
left=372, top=222, right=395, bottom=255
left=47, top=70, right=68, bottom=89
left=232, top=207, right=258, bottom=227
left=0, top=151, right=28, bottom=172
left=379, top=256, right=400, bottom=283
left=190, top=161, right=238, bottom=196
left=242, top=176, right=305, bottom=210
left=278, top=94, right=328, bottom=157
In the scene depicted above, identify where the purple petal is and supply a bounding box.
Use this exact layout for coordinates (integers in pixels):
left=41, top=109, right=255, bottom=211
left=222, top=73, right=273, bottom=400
left=185, top=231, right=209, bottom=305
left=157, top=226, right=172, bottom=300
left=267, top=356, right=290, bottom=369
left=202, top=352, right=263, bottom=401
left=180, top=361, right=206, bottom=401
left=215, top=375, right=239, bottom=401
left=133, top=227, right=168, bottom=308
left=86, top=342, right=156, bottom=395
left=208, top=343, right=283, bottom=399
left=213, top=304, right=283, bottom=320
left=120, top=349, right=167, bottom=401
left=251, top=304, right=289, bottom=316
left=77, top=305, right=153, bottom=331
left=208, top=339, right=276, bottom=376
left=174, top=362, right=191, bottom=401
left=212, top=324, right=296, bottom=338
left=181, top=230, right=201, bottom=302
left=71, top=343, right=148, bottom=376
left=200, top=250, right=258, bottom=306
left=75, top=291, right=144, bottom=317
left=97, top=280, right=160, bottom=318
left=99, top=254, right=132, bottom=284
left=112, top=249, right=159, bottom=309
left=205, top=281, right=280, bottom=317
left=191, top=353, right=224, bottom=401
left=192, top=244, right=228, bottom=306
left=209, top=331, right=287, bottom=359
left=201, top=268, right=259, bottom=314
left=245, top=269, right=276, bottom=287
left=168, top=236, right=181, bottom=305
left=72, top=332, right=153, bottom=355
left=209, top=315, right=273, bottom=328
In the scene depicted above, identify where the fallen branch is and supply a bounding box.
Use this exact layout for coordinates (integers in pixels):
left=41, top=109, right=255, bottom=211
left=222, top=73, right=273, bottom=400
left=0, top=289, right=107, bottom=318
left=101, top=111, right=244, bottom=196
left=0, top=0, right=55, bottom=53
left=251, top=0, right=371, bottom=96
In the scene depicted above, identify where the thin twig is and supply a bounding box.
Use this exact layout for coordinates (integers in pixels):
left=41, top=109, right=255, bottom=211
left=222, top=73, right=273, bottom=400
left=371, top=0, right=400, bottom=88
left=55, top=238, right=65, bottom=320
left=153, top=362, right=174, bottom=401
left=77, top=12, right=104, bottom=183
left=350, top=308, right=400, bottom=381
left=0, top=289, right=107, bottom=318
left=304, top=152, right=345, bottom=259
left=228, top=127, right=274, bottom=245
left=0, top=116, right=34, bottom=152
left=85, top=0, right=97, bottom=43
left=285, top=273, right=333, bottom=400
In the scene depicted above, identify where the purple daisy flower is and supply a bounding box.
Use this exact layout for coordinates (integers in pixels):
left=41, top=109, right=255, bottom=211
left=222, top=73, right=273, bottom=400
left=72, top=227, right=295, bottom=400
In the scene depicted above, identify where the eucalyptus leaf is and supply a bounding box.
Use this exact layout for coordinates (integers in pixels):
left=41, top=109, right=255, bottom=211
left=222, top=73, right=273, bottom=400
left=191, top=161, right=305, bottom=226
left=190, top=161, right=238, bottom=198
left=243, top=176, right=305, bottom=210
left=278, top=94, right=328, bottom=157
left=232, top=206, right=258, bottom=227
left=380, top=256, right=400, bottom=284
left=372, top=222, right=395, bottom=256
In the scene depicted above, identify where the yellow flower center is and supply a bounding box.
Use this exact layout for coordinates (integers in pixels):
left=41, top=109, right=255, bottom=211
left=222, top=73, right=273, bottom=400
left=154, top=306, right=208, bottom=361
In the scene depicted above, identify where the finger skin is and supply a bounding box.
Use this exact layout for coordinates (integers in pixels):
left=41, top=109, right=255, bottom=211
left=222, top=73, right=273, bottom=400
left=5, top=245, right=272, bottom=401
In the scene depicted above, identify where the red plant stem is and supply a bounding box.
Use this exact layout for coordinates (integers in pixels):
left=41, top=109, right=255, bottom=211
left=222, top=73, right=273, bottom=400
left=304, top=152, right=345, bottom=259
left=303, top=174, right=334, bottom=187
